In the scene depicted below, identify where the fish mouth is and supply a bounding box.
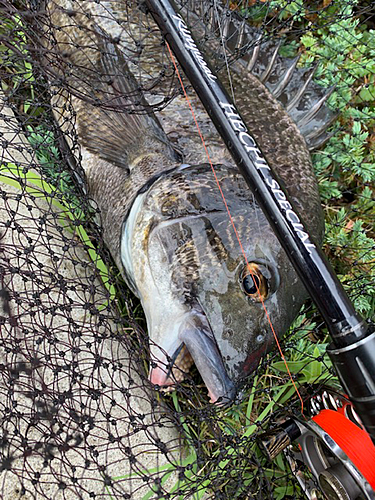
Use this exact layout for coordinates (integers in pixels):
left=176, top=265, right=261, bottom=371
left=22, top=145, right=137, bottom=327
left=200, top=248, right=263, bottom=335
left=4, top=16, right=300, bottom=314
left=149, top=312, right=236, bottom=404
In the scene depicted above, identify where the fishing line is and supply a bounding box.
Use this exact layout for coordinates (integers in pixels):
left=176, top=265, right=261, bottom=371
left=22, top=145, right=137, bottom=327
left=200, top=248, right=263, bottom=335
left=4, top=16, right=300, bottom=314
left=212, top=1, right=264, bottom=243
left=218, top=0, right=265, bottom=248
left=313, top=409, right=375, bottom=488
left=213, top=0, right=236, bottom=106
left=166, top=41, right=305, bottom=415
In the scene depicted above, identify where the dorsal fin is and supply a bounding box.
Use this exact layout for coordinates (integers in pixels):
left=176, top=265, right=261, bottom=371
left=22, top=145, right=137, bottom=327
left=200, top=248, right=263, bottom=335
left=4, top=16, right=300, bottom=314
left=80, top=24, right=179, bottom=169
left=49, top=5, right=178, bottom=172
left=178, top=1, right=337, bottom=151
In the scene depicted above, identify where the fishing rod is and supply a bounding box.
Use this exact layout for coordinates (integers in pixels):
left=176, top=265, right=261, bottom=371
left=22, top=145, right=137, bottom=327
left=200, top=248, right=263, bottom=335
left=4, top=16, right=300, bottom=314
left=143, top=0, right=375, bottom=445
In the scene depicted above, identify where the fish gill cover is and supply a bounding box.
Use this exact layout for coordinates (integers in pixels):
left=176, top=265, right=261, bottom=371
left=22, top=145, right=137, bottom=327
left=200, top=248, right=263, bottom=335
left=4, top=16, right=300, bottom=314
left=0, top=0, right=374, bottom=498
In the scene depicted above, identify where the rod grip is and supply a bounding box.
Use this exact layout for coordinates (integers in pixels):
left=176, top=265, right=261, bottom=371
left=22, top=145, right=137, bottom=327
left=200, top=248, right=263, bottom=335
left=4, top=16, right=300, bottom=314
left=327, top=325, right=375, bottom=443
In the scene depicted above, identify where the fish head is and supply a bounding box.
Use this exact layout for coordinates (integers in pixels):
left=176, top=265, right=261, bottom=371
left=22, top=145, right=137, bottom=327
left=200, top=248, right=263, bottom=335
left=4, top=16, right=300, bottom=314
left=122, top=164, right=308, bottom=403
left=193, top=237, right=305, bottom=391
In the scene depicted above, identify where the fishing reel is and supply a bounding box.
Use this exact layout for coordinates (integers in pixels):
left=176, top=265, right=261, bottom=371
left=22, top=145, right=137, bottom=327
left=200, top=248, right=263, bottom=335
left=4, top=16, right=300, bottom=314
left=260, top=389, right=375, bottom=499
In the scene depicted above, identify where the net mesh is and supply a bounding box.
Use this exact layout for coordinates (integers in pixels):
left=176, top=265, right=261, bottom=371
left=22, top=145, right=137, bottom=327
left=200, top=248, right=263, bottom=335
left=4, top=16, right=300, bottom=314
left=0, top=0, right=374, bottom=498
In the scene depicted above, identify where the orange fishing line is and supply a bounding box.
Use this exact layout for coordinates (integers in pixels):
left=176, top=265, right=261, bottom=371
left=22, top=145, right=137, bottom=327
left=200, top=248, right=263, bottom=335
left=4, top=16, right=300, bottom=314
left=166, top=42, right=304, bottom=415
left=313, top=409, right=375, bottom=488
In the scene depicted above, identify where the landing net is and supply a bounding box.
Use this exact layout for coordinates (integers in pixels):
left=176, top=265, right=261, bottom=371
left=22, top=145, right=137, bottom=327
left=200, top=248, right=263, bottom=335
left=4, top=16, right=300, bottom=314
left=0, top=1, right=374, bottom=498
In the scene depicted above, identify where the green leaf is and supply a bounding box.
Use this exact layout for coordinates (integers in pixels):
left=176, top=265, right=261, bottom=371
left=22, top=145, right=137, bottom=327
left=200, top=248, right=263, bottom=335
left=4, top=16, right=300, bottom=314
left=275, top=484, right=295, bottom=500
left=359, top=85, right=375, bottom=102
left=271, top=360, right=306, bottom=374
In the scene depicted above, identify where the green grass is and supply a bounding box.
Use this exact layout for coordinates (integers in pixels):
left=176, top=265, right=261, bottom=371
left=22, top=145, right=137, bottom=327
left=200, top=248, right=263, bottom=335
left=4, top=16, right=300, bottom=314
left=0, top=162, right=117, bottom=305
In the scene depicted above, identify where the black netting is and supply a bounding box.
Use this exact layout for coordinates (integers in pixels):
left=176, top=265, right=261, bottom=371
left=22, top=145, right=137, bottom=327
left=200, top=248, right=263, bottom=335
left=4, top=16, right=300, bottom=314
left=0, top=1, right=374, bottom=498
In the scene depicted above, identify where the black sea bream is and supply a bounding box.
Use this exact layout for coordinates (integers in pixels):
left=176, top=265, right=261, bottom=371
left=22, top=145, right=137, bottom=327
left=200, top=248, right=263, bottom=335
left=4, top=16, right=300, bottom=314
left=48, top=1, right=335, bottom=402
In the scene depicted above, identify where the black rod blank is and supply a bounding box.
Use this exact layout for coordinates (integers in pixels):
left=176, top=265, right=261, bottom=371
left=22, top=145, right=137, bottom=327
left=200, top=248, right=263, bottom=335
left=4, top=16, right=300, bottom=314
left=144, top=0, right=375, bottom=442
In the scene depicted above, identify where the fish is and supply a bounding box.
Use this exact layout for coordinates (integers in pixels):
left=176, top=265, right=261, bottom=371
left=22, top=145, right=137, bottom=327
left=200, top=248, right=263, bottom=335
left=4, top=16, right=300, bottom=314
left=46, top=0, right=333, bottom=403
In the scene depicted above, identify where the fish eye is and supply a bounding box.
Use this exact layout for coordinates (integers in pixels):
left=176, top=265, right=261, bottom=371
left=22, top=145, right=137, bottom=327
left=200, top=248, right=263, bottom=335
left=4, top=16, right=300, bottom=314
left=242, top=274, right=260, bottom=295
left=240, top=263, right=269, bottom=301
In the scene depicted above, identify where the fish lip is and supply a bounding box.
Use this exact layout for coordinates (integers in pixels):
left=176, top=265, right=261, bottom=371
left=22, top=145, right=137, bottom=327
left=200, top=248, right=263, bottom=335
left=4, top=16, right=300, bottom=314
left=178, top=311, right=236, bottom=404
left=149, top=341, right=187, bottom=388
left=148, top=309, right=236, bottom=403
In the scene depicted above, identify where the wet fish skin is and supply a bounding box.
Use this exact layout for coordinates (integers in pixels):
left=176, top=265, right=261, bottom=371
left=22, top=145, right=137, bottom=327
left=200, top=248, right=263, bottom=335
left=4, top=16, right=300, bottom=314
left=48, top=1, right=325, bottom=402
left=122, top=162, right=309, bottom=399
left=45, top=1, right=180, bottom=269
left=95, top=1, right=324, bottom=240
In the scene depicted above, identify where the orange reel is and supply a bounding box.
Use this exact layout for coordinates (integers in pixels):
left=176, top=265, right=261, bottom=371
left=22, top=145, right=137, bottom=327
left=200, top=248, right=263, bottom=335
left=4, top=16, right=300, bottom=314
left=272, top=390, right=375, bottom=499
left=292, top=393, right=375, bottom=499
left=312, top=409, right=375, bottom=491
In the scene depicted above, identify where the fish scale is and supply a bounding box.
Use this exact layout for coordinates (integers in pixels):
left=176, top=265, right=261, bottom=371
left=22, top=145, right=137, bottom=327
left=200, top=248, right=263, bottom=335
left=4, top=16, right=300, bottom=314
left=47, top=0, right=333, bottom=402
left=101, top=1, right=325, bottom=240
left=178, top=0, right=337, bottom=146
